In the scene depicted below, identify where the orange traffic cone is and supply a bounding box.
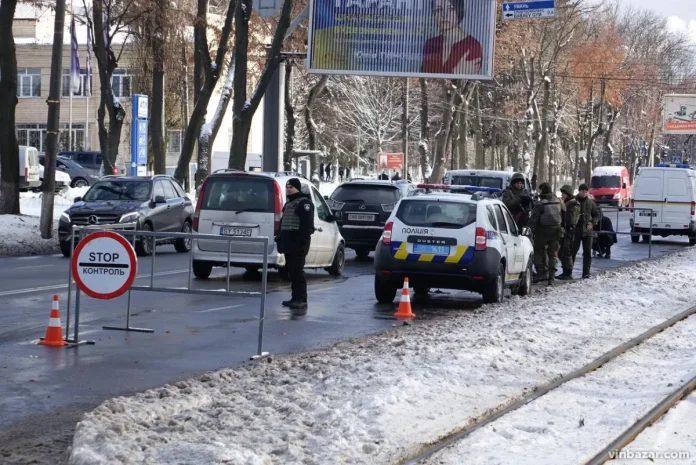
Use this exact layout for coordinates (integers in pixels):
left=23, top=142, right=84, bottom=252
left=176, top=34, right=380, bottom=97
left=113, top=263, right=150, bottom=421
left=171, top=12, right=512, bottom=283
left=39, top=295, right=66, bottom=347
left=394, top=278, right=416, bottom=320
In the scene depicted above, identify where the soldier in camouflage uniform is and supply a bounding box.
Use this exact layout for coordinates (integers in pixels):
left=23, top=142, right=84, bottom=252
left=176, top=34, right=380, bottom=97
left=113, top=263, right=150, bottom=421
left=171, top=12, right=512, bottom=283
left=571, top=183, right=600, bottom=279
left=557, top=185, right=581, bottom=280
left=502, top=173, right=534, bottom=230
left=529, top=183, right=565, bottom=285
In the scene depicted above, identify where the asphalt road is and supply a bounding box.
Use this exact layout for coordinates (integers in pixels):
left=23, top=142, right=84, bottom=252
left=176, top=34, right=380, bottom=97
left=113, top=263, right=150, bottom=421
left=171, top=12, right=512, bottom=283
left=0, top=211, right=690, bottom=464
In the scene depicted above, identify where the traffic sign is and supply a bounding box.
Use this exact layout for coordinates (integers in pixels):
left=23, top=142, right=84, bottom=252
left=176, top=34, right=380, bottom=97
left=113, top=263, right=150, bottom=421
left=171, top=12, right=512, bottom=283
left=71, top=231, right=137, bottom=300
left=503, top=1, right=555, bottom=20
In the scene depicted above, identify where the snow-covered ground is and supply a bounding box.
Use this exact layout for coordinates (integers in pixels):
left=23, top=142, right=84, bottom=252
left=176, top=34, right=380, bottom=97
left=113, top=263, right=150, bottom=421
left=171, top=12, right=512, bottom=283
left=0, top=188, right=88, bottom=257
left=610, top=393, right=696, bottom=464
left=423, top=315, right=696, bottom=465
left=69, top=249, right=696, bottom=465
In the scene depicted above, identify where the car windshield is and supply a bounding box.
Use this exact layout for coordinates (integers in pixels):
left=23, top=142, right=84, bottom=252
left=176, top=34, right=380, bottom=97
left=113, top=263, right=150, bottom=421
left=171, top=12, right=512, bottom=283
left=591, top=176, right=621, bottom=188
left=396, top=200, right=477, bottom=229
left=83, top=181, right=151, bottom=201
left=331, top=185, right=400, bottom=204
left=202, top=177, right=274, bottom=212
left=451, top=175, right=504, bottom=189
left=58, top=158, right=84, bottom=169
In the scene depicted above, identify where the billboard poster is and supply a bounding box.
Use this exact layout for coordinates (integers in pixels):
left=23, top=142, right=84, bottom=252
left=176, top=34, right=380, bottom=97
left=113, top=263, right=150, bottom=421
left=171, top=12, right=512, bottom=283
left=307, top=0, right=496, bottom=80
left=378, top=152, right=404, bottom=169
left=663, top=94, right=696, bottom=134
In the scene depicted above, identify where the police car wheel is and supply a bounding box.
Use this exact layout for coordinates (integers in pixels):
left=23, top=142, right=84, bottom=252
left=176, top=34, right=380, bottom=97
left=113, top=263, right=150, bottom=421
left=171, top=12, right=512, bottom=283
left=517, top=259, right=533, bottom=297
left=690, top=238, right=696, bottom=246
left=642, top=235, right=651, bottom=243
left=482, top=263, right=505, bottom=304
left=192, top=260, right=213, bottom=280
left=631, top=234, right=640, bottom=243
left=374, top=275, right=397, bottom=303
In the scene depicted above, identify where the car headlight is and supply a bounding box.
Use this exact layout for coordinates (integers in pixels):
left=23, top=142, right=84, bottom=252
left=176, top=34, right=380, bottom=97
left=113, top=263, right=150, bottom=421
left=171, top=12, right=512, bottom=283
left=60, top=212, right=70, bottom=222
left=613, top=193, right=620, bottom=199
left=119, top=212, right=139, bottom=223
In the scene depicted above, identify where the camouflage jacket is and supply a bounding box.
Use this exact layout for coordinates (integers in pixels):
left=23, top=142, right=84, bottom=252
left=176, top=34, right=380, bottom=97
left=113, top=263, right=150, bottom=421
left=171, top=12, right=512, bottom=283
left=575, top=195, right=601, bottom=237
left=563, top=197, right=581, bottom=231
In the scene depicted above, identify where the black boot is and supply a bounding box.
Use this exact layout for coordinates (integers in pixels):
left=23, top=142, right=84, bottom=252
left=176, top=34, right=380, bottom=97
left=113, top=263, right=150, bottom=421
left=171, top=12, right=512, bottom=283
left=532, top=275, right=547, bottom=284
left=556, top=271, right=573, bottom=281
left=282, top=299, right=295, bottom=307
left=289, top=300, right=308, bottom=315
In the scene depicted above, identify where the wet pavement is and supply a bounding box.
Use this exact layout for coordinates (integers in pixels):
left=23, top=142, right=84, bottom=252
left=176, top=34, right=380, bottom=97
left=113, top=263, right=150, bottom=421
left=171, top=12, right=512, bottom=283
left=0, top=212, right=690, bottom=463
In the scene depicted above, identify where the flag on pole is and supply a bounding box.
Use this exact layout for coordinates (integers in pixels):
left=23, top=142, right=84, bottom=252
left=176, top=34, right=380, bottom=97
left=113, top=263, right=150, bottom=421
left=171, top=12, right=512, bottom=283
left=70, top=16, right=81, bottom=94
left=85, top=21, right=91, bottom=97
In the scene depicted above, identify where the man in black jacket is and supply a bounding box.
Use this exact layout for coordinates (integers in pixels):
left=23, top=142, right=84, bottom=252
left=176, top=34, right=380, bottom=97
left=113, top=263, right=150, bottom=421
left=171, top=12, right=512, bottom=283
left=277, top=178, right=315, bottom=315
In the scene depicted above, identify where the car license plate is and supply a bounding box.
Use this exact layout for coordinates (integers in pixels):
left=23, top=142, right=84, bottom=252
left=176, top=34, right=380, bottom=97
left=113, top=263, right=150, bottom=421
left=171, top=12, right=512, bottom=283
left=348, top=214, right=375, bottom=221
left=219, top=226, right=252, bottom=236
left=638, top=211, right=657, bottom=217
left=413, top=244, right=450, bottom=255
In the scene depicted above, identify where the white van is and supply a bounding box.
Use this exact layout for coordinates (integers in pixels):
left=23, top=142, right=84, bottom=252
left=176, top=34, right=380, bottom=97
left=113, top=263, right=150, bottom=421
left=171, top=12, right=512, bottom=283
left=443, top=170, right=533, bottom=194
left=630, top=164, right=696, bottom=245
left=190, top=170, right=346, bottom=279
left=19, top=146, right=41, bottom=191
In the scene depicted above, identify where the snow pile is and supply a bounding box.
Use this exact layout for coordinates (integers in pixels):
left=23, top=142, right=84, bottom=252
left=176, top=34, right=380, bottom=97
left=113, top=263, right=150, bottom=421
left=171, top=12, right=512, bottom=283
left=0, top=215, right=59, bottom=257
left=69, top=250, right=696, bottom=465
left=20, top=186, right=88, bottom=217
left=425, top=315, right=696, bottom=464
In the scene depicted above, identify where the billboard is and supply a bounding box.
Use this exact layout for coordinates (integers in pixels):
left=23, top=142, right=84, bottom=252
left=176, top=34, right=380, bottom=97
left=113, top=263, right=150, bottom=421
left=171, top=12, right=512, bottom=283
left=378, top=152, right=404, bottom=169
left=663, top=94, right=696, bottom=134
left=307, top=0, right=496, bottom=80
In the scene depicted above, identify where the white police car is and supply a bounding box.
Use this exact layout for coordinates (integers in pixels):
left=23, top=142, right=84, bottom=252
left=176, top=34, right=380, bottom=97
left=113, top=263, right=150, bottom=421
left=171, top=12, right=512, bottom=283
left=374, top=185, right=535, bottom=304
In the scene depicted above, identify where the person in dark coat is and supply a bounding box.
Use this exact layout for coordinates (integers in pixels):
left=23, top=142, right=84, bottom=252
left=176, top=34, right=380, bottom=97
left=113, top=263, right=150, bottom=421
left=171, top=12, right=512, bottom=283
left=319, top=163, right=325, bottom=181
left=338, top=166, right=345, bottom=182
left=593, top=214, right=617, bottom=259
left=277, top=178, right=315, bottom=315
left=325, top=164, right=331, bottom=180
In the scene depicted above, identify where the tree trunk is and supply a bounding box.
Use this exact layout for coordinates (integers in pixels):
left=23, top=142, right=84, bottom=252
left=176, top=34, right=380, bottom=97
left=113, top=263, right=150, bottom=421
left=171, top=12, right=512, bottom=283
left=283, top=62, right=295, bottom=171
left=174, top=0, right=235, bottom=185
left=0, top=0, right=20, bottom=215
left=473, top=84, right=484, bottom=168
left=535, top=76, right=551, bottom=182
left=229, top=0, right=294, bottom=170
left=151, top=0, right=167, bottom=175
left=457, top=107, right=468, bottom=170
left=40, top=0, right=67, bottom=238
left=418, top=78, right=430, bottom=181
left=304, top=75, right=329, bottom=178
left=430, top=82, right=455, bottom=183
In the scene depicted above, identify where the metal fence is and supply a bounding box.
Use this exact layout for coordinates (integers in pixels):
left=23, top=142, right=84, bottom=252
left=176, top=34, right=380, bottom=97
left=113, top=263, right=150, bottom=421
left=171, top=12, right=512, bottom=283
left=597, top=207, right=655, bottom=258
left=64, top=225, right=271, bottom=358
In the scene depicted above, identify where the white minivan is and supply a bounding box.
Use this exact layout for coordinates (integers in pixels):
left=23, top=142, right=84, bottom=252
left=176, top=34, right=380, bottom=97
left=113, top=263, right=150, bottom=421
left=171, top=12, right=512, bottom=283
left=191, top=170, right=346, bottom=279
left=19, top=146, right=41, bottom=191
left=630, top=164, right=696, bottom=245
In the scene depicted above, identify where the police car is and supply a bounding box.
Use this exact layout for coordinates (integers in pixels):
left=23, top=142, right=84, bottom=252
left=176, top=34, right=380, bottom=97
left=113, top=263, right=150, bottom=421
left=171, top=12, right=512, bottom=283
left=374, top=184, right=535, bottom=304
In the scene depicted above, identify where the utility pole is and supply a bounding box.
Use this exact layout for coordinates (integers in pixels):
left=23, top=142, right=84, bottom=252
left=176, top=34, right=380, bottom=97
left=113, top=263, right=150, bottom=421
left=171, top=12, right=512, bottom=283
left=40, top=0, right=67, bottom=238
left=402, top=78, right=409, bottom=179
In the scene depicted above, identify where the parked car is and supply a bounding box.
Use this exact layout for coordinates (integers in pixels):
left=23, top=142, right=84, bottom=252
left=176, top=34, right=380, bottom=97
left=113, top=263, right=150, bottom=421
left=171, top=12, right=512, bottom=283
left=443, top=169, right=534, bottom=194
left=630, top=164, right=696, bottom=246
left=326, top=179, right=416, bottom=258
left=39, top=154, right=100, bottom=188
left=17, top=146, right=41, bottom=191
left=58, top=151, right=103, bottom=175
left=39, top=164, right=71, bottom=192
left=191, top=170, right=345, bottom=279
left=58, top=175, right=194, bottom=257
left=589, top=166, right=632, bottom=208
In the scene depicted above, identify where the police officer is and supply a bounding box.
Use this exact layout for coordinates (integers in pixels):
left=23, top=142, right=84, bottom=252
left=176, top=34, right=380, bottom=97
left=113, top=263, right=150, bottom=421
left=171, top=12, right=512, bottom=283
left=502, top=172, right=533, bottom=230
left=529, top=183, right=565, bottom=285
left=277, top=178, right=314, bottom=315
left=571, top=183, right=600, bottom=279
left=557, top=185, right=580, bottom=280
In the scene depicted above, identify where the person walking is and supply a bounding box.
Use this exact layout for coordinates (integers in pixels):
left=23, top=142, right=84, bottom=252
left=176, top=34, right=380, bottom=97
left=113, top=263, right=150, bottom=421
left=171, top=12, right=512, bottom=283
left=529, top=183, right=565, bottom=285
left=502, top=172, right=534, bottom=230
left=557, top=185, right=580, bottom=280
left=276, top=178, right=315, bottom=315
left=325, top=164, right=331, bottom=181
left=571, top=183, right=600, bottom=279
left=338, top=166, right=345, bottom=182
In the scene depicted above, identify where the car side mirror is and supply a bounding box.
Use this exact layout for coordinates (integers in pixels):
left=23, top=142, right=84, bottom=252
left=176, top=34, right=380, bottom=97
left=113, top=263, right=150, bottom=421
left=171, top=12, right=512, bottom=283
left=74, top=196, right=82, bottom=202
left=521, top=227, right=532, bottom=237
left=154, top=195, right=166, bottom=204
left=622, top=183, right=627, bottom=189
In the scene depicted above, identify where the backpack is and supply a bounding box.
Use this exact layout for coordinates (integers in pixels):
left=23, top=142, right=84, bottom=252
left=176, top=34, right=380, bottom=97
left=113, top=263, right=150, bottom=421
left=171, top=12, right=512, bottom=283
left=539, top=200, right=562, bottom=227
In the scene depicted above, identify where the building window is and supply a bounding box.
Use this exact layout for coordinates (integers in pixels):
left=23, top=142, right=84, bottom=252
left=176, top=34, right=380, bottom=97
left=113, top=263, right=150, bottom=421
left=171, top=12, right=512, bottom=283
left=112, top=69, right=131, bottom=97
left=17, top=68, right=41, bottom=97
left=16, top=124, right=47, bottom=152
left=58, top=124, right=85, bottom=151
left=62, top=68, right=92, bottom=97
left=167, top=129, right=182, bottom=153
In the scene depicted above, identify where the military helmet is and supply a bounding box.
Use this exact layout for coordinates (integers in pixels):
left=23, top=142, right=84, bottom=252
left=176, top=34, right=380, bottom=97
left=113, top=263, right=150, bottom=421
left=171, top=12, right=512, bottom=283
left=510, top=172, right=525, bottom=185
left=560, top=184, right=574, bottom=196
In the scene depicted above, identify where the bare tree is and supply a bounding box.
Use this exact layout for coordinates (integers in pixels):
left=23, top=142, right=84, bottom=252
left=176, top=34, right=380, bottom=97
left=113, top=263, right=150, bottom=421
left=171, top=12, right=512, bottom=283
left=0, top=0, right=19, bottom=215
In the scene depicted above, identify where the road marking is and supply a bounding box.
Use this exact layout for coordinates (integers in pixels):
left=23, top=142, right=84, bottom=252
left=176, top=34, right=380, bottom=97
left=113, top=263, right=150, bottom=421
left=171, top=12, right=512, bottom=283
left=15, top=264, right=56, bottom=270
left=0, top=269, right=189, bottom=297
left=15, top=256, right=42, bottom=261
left=308, top=286, right=337, bottom=294
left=198, top=304, right=244, bottom=313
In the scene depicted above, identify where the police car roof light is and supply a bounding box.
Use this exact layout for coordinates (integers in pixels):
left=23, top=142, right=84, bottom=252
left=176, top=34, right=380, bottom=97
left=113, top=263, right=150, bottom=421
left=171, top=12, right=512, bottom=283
left=655, top=163, right=692, bottom=169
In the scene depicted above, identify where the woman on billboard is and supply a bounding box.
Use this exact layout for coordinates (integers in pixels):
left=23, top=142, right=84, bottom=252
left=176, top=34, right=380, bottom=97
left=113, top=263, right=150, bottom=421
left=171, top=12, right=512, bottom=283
left=421, top=0, right=484, bottom=75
